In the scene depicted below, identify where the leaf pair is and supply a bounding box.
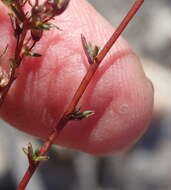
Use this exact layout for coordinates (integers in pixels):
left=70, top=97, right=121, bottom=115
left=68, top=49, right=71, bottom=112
left=81, top=34, right=100, bottom=64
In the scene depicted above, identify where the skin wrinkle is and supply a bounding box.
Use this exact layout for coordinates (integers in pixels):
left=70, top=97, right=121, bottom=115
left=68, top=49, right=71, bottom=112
left=42, top=42, right=73, bottom=122
left=46, top=44, right=72, bottom=66
left=45, top=37, right=90, bottom=70
left=108, top=69, right=152, bottom=153
left=81, top=50, right=131, bottom=117
left=88, top=102, right=150, bottom=154
left=47, top=54, right=86, bottom=120
left=18, top=74, right=43, bottom=135
left=0, top=4, right=9, bottom=21
left=62, top=0, right=115, bottom=51
left=45, top=62, right=69, bottom=119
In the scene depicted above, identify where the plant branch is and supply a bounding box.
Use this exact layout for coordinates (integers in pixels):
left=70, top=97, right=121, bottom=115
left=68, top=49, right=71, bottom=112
left=16, top=0, right=144, bottom=189
left=0, top=0, right=70, bottom=106
left=0, top=26, right=28, bottom=106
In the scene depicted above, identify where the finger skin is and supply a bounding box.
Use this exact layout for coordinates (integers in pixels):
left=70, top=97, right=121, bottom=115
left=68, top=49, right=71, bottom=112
left=0, top=0, right=153, bottom=155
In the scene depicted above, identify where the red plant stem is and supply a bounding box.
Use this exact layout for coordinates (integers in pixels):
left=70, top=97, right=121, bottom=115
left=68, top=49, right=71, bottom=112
left=96, top=0, right=144, bottom=64
left=17, top=0, right=144, bottom=189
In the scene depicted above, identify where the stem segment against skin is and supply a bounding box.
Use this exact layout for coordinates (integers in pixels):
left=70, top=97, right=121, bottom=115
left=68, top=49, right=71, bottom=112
left=16, top=0, right=144, bottom=189
left=0, top=26, right=28, bottom=105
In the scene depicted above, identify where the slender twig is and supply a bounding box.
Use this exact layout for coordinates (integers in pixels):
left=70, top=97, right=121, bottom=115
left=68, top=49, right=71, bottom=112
left=0, top=26, right=28, bottom=106
left=16, top=0, right=144, bottom=189
left=0, top=0, right=31, bottom=105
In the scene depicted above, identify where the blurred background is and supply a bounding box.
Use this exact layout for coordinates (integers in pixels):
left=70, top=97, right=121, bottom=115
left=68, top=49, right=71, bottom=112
left=1, top=0, right=171, bottom=189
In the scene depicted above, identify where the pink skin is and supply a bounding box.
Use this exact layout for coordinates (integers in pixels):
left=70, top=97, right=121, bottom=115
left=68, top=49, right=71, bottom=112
left=0, top=0, right=153, bottom=155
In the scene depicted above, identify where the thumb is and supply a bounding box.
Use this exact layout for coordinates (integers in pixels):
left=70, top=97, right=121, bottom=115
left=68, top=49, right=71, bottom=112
left=0, top=0, right=153, bottom=155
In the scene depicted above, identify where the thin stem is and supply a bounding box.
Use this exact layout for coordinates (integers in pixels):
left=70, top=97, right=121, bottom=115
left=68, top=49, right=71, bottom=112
left=17, top=164, right=39, bottom=189
left=13, top=0, right=30, bottom=24
left=17, top=131, right=60, bottom=190
left=15, top=26, right=28, bottom=61
left=16, top=0, right=144, bottom=189
left=0, top=27, right=28, bottom=106
left=96, top=0, right=144, bottom=63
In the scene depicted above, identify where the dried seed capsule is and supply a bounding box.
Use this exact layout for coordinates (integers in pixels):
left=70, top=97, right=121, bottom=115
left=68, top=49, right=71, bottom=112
left=31, top=6, right=45, bottom=41
left=31, top=28, right=43, bottom=41
left=46, top=0, right=70, bottom=16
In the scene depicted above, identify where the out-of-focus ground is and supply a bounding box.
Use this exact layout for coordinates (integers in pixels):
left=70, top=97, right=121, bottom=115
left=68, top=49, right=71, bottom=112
left=1, top=0, right=171, bottom=190
left=90, top=0, right=171, bottom=67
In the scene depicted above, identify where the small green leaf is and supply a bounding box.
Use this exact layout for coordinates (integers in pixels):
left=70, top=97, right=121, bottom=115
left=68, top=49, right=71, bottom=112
left=22, top=143, right=49, bottom=163
left=80, top=110, right=94, bottom=119
left=24, top=45, right=42, bottom=57
left=81, top=34, right=100, bottom=64
left=67, top=107, right=94, bottom=120
left=36, top=23, right=55, bottom=30
left=25, top=51, right=42, bottom=57
left=32, top=149, right=49, bottom=162
left=87, top=43, right=100, bottom=60
left=33, top=149, right=40, bottom=159
left=35, top=156, right=49, bottom=162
